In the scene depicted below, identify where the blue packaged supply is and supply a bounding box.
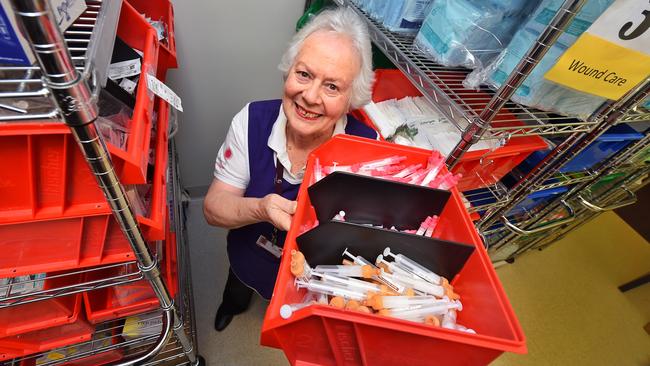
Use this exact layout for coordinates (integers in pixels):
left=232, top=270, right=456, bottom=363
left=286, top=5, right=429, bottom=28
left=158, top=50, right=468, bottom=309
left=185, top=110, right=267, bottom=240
left=464, top=0, right=614, bottom=119
left=414, top=0, right=535, bottom=69
left=0, top=3, right=35, bottom=65
left=369, top=0, right=389, bottom=22
left=523, top=0, right=614, bottom=48
left=382, top=0, right=433, bottom=34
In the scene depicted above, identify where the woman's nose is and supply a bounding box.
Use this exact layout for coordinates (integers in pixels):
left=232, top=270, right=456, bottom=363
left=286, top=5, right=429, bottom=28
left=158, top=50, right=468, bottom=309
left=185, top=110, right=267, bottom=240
left=302, top=82, right=321, bottom=105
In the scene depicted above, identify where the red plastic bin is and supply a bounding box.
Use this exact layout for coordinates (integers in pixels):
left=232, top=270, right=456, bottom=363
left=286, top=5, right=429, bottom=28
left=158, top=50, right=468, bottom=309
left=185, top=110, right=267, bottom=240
left=82, top=266, right=160, bottom=325
left=0, top=272, right=82, bottom=338
left=0, top=318, right=93, bottom=361
left=0, top=97, right=170, bottom=278
left=261, top=135, right=526, bottom=366
left=82, top=238, right=175, bottom=324
left=163, top=212, right=178, bottom=299
left=355, top=69, right=548, bottom=191
left=0, top=0, right=160, bottom=229
left=126, top=0, right=177, bottom=81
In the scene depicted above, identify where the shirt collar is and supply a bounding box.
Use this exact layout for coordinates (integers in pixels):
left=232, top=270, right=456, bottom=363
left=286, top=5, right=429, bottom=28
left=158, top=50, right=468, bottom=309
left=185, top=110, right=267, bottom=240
left=268, top=106, right=348, bottom=180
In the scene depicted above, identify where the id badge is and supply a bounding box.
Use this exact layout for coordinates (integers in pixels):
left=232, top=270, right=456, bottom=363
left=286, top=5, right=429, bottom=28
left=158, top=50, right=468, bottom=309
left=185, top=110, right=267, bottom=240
left=256, top=235, right=283, bottom=258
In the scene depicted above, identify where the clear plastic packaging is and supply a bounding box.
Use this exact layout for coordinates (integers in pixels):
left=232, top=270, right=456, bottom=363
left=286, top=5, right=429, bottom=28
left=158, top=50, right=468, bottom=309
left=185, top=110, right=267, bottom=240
left=381, top=0, right=433, bottom=34
left=464, top=0, right=614, bottom=119
left=364, top=96, right=498, bottom=154
left=96, top=89, right=134, bottom=149
left=414, top=0, right=535, bottom=69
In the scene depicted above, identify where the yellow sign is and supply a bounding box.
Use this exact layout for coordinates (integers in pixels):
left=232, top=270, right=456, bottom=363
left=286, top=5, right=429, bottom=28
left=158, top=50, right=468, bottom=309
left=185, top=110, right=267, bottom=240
left=545, top=33, right=650, bottom=100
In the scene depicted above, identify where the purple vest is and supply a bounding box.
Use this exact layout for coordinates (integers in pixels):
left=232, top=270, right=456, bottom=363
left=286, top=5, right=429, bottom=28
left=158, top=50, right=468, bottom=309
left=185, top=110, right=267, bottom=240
left=227, top=99, right=377, bottom=299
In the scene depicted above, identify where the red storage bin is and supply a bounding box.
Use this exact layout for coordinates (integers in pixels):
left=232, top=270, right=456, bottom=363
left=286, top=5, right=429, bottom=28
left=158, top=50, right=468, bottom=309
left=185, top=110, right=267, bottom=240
left=163, top=213, right=178, bottom=299
left=0, top=273, right=82, bottom=338
left=261, top=135, right=526, bottom=366
left=82, top=239, right=175, bottom=324
left=355, top=69, right=548, bottom=191
left=0, top=319, right=93, bottom=361
left=126, top=0, right=177, bottom=81
left=0, top=0, right=160, bottom=229
left=0, top=97, right=169, bottom=278
left=82, top=266, right=160, bottom=325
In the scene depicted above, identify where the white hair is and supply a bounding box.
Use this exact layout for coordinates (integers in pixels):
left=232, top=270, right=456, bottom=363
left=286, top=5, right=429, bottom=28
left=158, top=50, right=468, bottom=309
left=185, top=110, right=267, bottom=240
left=278, top=7, right=374, bottom=109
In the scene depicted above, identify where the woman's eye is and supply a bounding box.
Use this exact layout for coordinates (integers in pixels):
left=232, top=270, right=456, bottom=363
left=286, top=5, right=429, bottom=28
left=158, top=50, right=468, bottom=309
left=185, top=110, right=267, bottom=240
left=297, top=71, right=310, bottom=79
left=326, top=83, right=338, bottom=92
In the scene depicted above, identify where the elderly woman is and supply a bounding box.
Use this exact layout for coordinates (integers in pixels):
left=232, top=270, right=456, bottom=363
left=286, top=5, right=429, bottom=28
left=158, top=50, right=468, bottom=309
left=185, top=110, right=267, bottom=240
left=204, top=7, right=377, bottom=332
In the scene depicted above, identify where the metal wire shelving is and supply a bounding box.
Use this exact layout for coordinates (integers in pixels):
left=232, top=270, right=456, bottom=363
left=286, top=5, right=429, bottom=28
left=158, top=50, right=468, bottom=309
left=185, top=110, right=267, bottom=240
left=336, top=0, right=600, bottom=139
left=1, top=0, right=202, bottom=364
left=0, top=0, right=121, bottom=121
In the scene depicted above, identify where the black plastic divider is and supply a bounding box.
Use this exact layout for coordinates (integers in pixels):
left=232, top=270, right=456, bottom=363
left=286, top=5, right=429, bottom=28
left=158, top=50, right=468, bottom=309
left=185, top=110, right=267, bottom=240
left=309, top=172, right=451, bottom=229
left=297, top=221, right=474, bottom=280
left=299, top=172, right=474, bottom=280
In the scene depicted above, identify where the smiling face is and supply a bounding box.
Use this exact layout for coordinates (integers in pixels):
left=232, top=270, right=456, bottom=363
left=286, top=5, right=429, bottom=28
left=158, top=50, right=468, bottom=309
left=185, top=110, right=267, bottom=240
left=282, top=30, right=361, bottom=143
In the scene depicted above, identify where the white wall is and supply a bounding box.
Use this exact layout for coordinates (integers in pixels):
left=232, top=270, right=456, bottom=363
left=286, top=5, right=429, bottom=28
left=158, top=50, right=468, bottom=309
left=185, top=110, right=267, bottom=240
left=166, top=1, right=304, bottom=190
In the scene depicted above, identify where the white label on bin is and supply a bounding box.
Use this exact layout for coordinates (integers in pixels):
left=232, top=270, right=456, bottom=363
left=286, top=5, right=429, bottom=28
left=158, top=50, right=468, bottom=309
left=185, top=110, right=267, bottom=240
left=146, top=74, right=184, bottom=112
left=109, top=59, right=142, bottom=80
left=119, top=77, right=138, bottom=94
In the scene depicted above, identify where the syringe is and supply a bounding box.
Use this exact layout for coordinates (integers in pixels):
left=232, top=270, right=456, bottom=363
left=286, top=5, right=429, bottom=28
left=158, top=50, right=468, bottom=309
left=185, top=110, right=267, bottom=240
left=332, top=210, right=346, bottom=221
left=342, top=248, right=405, bottom=294
left=369, top=295, right=447, bottom=310
left=441, top=309, right=476, bottom=333
left=311, top=271, right=387, bottom=294
left=378, top=268, right=449, bottom=298
left=295, top=278, right=366, bottom=301
left=290, top=250, right=312, bottom=281
left=376, top=255, right=423, bottom=281
left=378, top=301, right=461, bottom=321
left=383, top=247, right=444, bottom=286
left=280, top=301, right=314, bottom=319
left=313, top=264, right=378, bottom=279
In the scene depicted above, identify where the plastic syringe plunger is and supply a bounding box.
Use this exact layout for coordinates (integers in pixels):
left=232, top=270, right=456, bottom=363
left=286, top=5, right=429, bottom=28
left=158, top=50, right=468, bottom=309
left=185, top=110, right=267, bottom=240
left=383, top=247, right=443, bottom=285
left=295, top=278, right=366, bottom=301
left=311, top=272, right=381, bottom=293
left=314, top=264, right=378, bottom=279
left=280, top=301, right=314, bottom=319
left=370, top=295, right=444, bottom=310
left=379, top=269, right=446, bottom=298
left=342, top=248, right=404, bottom=293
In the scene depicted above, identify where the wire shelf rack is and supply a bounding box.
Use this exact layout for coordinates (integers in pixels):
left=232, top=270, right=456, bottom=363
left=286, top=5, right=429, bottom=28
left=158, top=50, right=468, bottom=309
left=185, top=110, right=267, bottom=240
left=618, top=107, right=650, bottom=124
left=337, top=0, right=600, bottom=138
left=0, top=309, right=193, bottom=366
left=464, top=182, right=509, bottom=214
left=0, top=262, right=142, bottom=309
left=0, top=0, right=121, bottom=122
left=534, top=169, right=596, bottom=191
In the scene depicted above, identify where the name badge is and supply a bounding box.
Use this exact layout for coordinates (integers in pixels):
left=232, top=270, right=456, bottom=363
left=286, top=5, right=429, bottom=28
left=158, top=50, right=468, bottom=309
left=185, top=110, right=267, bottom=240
left=256, top=235, right=283, bottom=258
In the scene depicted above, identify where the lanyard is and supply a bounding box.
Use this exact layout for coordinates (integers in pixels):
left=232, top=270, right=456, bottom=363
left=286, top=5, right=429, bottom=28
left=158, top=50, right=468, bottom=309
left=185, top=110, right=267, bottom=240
left=270, top=157, right=284, bottom=245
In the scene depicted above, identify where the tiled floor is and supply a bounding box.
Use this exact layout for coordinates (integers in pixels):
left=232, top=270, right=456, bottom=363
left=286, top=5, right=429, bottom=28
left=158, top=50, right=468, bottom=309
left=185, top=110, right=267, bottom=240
left=186, top=198, right=650, bottom=365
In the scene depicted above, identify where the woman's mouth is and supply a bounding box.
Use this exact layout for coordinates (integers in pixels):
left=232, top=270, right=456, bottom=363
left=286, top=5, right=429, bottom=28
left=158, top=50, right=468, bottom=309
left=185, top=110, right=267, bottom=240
left=295, top=103, right=321, bottom=120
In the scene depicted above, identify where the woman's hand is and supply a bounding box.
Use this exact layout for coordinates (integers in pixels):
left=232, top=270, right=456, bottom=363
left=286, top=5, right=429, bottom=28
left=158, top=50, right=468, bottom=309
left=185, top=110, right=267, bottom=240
left=260, top=194, right=297, bottom=231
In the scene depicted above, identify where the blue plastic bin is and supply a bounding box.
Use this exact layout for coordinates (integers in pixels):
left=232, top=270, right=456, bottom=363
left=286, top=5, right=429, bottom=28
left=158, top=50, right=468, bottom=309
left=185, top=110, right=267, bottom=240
left=518, top=124, right=643, bottom=173
left=468, top=185, right=567, bottom=221
left=509, top=186, right=568, bottom=217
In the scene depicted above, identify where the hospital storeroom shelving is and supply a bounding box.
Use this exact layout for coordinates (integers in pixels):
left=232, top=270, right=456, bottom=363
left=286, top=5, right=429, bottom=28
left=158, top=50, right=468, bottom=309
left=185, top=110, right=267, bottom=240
left=0, top=0, right=203, bottom=365
left=334, top=0, right=650, bottom=263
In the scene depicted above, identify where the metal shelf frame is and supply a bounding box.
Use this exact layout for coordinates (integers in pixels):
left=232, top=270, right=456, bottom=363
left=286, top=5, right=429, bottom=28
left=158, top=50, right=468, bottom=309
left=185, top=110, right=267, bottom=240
left=486, top=128, right=650, bottom=253
left=336, top=0, right=649, bottom=265
left=0, top=0, right=121, bottom=121
left=490, top=164, right=649, bottom=260
left=2, top=1, right=202, bottom=365
left=336, top=0, right=601, bottom=142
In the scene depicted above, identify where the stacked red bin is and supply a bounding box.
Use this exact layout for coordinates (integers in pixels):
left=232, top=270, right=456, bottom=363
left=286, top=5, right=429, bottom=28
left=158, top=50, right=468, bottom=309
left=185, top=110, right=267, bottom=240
left=0, top=0, right=179, bottom=364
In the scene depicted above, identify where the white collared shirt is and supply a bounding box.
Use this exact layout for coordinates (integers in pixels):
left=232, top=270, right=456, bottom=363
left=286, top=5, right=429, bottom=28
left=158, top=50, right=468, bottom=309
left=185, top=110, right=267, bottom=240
left=214, top=103, right=348, bottom=189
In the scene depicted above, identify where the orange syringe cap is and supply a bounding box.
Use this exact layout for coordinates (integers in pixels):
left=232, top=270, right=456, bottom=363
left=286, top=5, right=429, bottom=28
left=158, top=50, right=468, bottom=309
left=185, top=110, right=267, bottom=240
left=329, top=296, right=345, bottom=309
